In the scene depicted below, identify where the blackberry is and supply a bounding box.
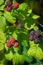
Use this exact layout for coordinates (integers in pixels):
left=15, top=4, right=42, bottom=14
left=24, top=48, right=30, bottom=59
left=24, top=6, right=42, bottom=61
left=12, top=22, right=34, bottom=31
left=30, top=30, right=35, bottom=36
left=34, top=39, right=39, bottom=44
left=35, top=30, right=41, bottom=37
left=7, top=1, right=12, bottom=7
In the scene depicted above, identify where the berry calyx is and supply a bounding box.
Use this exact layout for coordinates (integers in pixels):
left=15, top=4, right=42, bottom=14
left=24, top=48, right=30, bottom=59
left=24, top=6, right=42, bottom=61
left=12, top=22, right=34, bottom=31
left=6, top=6, right=11, bottom=12
left=14, top=41, right=19, bottom=47
left=13, top=2, right=19, bottom=9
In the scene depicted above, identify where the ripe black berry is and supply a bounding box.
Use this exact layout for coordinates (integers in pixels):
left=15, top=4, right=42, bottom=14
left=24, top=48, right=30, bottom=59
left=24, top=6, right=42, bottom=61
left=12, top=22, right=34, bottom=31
left=7, top=1, right=12, bottom=7
left=30, top=30, right=35, bottom=36
left=34, top=39, right=39, bottom=44
left=33, top=35, right=38, bottom=40
left=35, top=30, right=41, bottom=37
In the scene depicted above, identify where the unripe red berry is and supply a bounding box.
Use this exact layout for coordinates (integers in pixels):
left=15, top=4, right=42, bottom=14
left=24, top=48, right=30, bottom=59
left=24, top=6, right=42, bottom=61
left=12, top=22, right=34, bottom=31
left=29, top=36, right=34, bottom=41
left=6, top=6, right=11, bottom=12
left=13, top=2, right=19, bottom=9
left=9, top=37, right=15, bottom=43
left=6, top=42, right=12, bottom=48
left=14, top=42, right=19, bottom=47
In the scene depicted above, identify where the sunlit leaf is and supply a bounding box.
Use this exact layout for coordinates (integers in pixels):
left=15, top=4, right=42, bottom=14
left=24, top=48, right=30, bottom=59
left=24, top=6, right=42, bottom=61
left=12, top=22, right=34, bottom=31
left=5, top=51, right=13, bottom=60
left=0, top=16, right=6, bottom=31
left=32, top=15, right=40, bottom=19
left=4, top=11, right=16, bottom=24
left=0, top=42, right=4, bottom=51
left=18, top=3, right=28, bottom=11
left=0, top=30, right=6, bottom=43
left=0, top=0, right=4, bottom=5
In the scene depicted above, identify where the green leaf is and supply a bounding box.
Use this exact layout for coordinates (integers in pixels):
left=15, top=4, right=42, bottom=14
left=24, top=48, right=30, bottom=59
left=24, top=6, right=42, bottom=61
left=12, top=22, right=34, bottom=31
left=4, top=11, right=16, bottom=24
left=27, top=41, right=43, bottom=60
left=0, top=59, right=5, bottom=65
left=29, top=41, right=39, bottom=47
left=27, top=9, right=32, bottom=14
left=24, top=17, right=35, bottom=30
left=35, top=47, right=43, bottom=60
left=0, top=30, right=6, bottom=43
left=12, top=31, right=17, bottom=40
left=13, top=0, right=16, bottom=3
left=24, top=55, right=33, bottom=63
left=21, top=40, right=28, bottom=47
left=32, top=15, right=40, bottom=19
left=13, top=46, right=20, bottom=53
left=12, top=53, right=25, bottom=65
left=0, top=5, right=5, bottom=10
left=0, top=12, right=3, bottom=16
left=0, top=42, right=4, bottom=51
left=21, top=40, right=33, bottom=63
left=30, top=62, right=41, bottom=65
left=0, top=16, right=6, bottom=31
left=39, top=39, right=43, bottom=50
left=5, top=51, right=13, bottom=60
left=0, top=63, right=4, bottom=65
left=0, top=0, right=4, bottom=5
left=18, top=3, right=28, bottom=11
left=17, top=31, right=29, bottom=43
left=11, top=10, right=19, bottom=17
left=19, top=54, right=25, bottom=64
left=21, top=40, right=28, bottom=55
left=5, top=44, right=9, bottom=51
left=33, top=26, right=39, bottom=31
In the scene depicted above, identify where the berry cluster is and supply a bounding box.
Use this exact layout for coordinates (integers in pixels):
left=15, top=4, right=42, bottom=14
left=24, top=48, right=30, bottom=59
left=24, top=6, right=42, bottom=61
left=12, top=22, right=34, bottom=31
left=29, top=30, right=41, bottom=44
left=6, top=0, right=19, bottom=12
left=6, top=37, right=19, bottom=48
left=6, top=0, right=12, bottom=12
